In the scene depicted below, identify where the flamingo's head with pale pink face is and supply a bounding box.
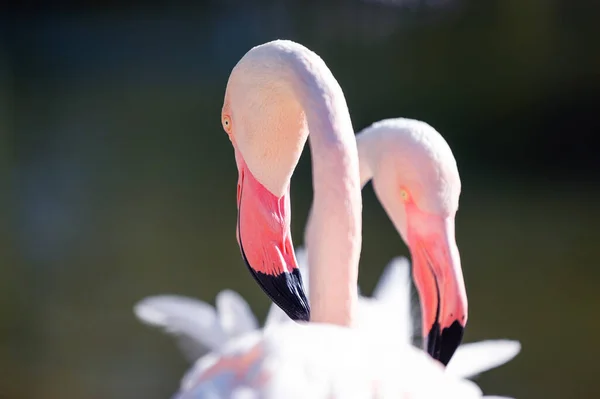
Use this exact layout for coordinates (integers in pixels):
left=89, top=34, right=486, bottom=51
left=357, top=118, right=467, bottom=366
left=220, top=44, right=312, bottom=322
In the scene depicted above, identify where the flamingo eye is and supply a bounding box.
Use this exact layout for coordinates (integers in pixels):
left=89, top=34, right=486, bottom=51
left=400, top=188, right=410, bottom=202
left=222, top=115, right=232, bottom=134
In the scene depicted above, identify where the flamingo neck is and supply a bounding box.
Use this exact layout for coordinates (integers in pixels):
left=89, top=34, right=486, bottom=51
left=357, top=134, right=375, bottom=189
left=294, top=67, right=362, bottom=328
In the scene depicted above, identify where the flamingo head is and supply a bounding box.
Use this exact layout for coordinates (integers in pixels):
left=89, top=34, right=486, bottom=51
left=220, top=45, right=311, bottom=322
left=357, top=118, right=467, bottom=366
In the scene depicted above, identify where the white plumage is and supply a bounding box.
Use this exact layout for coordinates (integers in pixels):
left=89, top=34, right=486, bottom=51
left=172, top=322, right=482, bottom=399
left=135, top=248, right=520, bottom=398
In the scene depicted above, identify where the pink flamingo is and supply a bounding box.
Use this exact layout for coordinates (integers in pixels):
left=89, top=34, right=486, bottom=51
left=227, top=40, right=466, bottom=365
left=155, top=39, right=497, bottom=398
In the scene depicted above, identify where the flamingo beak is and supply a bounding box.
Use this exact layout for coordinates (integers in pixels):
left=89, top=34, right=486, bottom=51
left=233, top=149, right=310, bottom=322
left=407, top=204, right=468, bottom=366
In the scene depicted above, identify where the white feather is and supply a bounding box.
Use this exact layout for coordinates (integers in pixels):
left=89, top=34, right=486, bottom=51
left=372, top=256, right=411, bottom=304
left=134, top=295, right=226, bottom=362
left=216, top=290, right=259, bottom=338
left=371, top=256, right=414, bottom=343
left=178, top=331, right=265, bottom=394
left=446, top=340, right=522, bottom=379
left=264, top=301, right=290, bottom=328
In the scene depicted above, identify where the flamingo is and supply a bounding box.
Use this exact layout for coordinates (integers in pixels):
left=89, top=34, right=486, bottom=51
left=133, top=40, right=513, bottom=397
left=354, top=117, right=467, bottom=364
left=224, top=41, right=466, bottom=366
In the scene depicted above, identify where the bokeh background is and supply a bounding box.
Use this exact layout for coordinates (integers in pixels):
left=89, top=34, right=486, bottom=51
left=2, top=1, right=599, bottom=398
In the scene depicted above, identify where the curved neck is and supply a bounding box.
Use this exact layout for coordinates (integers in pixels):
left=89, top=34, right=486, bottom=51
left=356, top=132, right=375, bottom=188
left=288, top=49, right=362, bottom=327
left=356, top=126, right=411, bottom=246
left=231, top=41, right=362, bottom=327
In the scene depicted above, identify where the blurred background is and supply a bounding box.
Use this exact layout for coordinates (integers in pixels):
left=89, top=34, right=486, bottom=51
left=2, top=1, right=599, bottom=398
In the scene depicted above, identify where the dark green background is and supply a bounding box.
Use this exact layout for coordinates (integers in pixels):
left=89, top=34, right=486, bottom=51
left=2, top=1, right=599, bottom=398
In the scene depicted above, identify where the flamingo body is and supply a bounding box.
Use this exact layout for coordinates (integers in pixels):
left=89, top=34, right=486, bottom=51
left=136, top=251, right=521, bottom=398
left=134, top=39, right=521, bottom=398
left=172, top=322, right=484, bottom=399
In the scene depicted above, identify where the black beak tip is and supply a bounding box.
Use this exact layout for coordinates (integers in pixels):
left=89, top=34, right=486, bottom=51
left=249, top=267, right=311, bottom=322
left=426, top=320, right=465, bottom=366
left=238, top=234, right=310, bottom=322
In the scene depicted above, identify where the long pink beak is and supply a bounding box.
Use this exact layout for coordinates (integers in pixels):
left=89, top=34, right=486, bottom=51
left=406, top=202, right=468, bottom=366
left=234, top=149, right=310, bottom=322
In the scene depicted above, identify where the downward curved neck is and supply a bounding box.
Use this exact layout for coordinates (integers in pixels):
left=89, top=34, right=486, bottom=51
left=305, top=108, right=361, bottom=327
left=288, top=49, right=362, bottom=327
left=356, top=127, right=379, bottom=188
